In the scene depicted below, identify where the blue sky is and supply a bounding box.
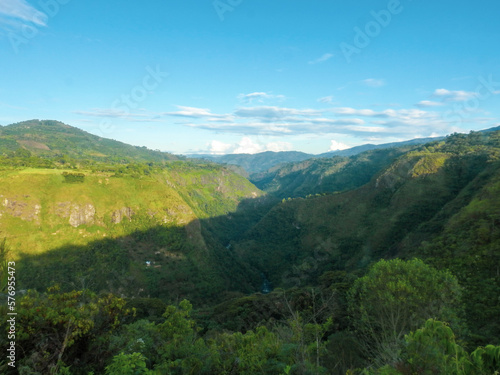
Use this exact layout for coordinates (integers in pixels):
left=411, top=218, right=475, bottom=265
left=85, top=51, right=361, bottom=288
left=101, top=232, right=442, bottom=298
left=1, top=0, right=500, bottom=155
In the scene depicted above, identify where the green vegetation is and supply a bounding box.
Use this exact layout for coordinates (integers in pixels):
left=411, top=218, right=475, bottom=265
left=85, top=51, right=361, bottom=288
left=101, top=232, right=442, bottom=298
left=348, top=259, right=463, bottom=367
left=62, top=172, right=85, bottom=183
left=2, top=258, right=498, bottom=374
left=0, top=121, right=499, bottom=373
left=371, top=319, right=500, bottom=375
left=0, top=120, right=179, bottom=167
left=250, top=147, right=417, bottom=198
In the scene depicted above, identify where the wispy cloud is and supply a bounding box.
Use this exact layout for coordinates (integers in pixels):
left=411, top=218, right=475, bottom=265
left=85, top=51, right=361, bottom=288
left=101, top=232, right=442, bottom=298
left=176, top=102, right=464, bottom=139
left=332, top=107, right=434, bottom=120
left=234, top=106, right=322, bottom=121
left=76, top=93, right=496, bottom=143
left=415, top=100, right=444, bottom=108
left=308, top=53, right=334, bottom=64
left=433, top=88, right=478, bottom=102
left=362, top=78, right=386, bottom=88
left=163, top=106, right=229, bottom=119
left=0, top=0, right=47, bottom=29
left=73, top=108, right=162, bottom=122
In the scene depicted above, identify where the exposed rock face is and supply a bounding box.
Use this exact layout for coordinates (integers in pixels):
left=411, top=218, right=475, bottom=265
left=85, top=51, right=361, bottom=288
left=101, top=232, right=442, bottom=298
left=1, top=197, right=41, bottom=222
left=68, top=204, right=96, bottom=227
left=111, top=207, right=134, bottom=224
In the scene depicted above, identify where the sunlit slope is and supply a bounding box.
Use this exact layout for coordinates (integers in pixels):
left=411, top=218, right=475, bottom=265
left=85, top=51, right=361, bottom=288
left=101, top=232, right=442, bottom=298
left=0, top=163, right=262, bottom=304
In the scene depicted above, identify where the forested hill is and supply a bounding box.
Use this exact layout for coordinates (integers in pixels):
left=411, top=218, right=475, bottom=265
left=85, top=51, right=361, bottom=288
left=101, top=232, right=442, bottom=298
left=231, top=130, right=500, bottom=348
left=250, top=128, right=497, bottom=199
left=0, top=119, right=180, bottom=165
left=250, top=146, right=417, bottom=198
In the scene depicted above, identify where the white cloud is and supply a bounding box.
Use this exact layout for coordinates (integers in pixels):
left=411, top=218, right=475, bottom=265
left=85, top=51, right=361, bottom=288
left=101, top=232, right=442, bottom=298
left=233, top=137, right=264, bottom=154
left=164, top=106, right=228, bottom=119
left=233, top=137, right=293, bottom=154
left=265, top=141, right=293, bottom=152
left=204, top=137, right=293, bottom=155
left=0, top=0, right=47, bottom=29
left=416, top=100, right=444, bottom=108
left=433, top=88, right=478, bottom=102
left=332, top=107, right=377, bottom=116
left=308, top=53, right=334, bottom=64
left=329, top=140, right=351, bottom=151
left=207, top=140, right=232, bottom=155
left=362, top=78, right=386, bottom=88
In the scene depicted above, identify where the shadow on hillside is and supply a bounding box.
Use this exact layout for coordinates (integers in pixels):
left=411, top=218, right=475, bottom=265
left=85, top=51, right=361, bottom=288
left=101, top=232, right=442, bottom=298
left=15, top=150, right=494, bottom=308
left=15, top=195, right=280, bottom=307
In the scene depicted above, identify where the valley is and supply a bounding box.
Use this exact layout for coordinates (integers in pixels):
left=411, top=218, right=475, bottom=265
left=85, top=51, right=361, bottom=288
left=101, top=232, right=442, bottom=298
left=0, top=120, right=499, bottom=374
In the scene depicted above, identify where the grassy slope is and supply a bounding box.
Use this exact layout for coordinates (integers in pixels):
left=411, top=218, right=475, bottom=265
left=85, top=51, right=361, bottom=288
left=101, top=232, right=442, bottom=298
left=0, top=164, right=262, bottom=305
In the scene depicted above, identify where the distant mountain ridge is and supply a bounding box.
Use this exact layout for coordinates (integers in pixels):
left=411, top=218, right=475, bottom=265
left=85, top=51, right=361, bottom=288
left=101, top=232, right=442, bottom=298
left=186, top=151, right=313, bottom=174
left=317, top=136, right=445, bottom=157
left=187, top=137, right=444, bottom=174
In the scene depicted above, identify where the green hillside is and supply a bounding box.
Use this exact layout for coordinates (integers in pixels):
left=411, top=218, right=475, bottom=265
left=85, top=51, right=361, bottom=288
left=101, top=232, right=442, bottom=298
left=0, top=119, right=179, bottom=167
left=0, top=121, right=264, bottom=305
left=250, top=146, right=417, bottom=198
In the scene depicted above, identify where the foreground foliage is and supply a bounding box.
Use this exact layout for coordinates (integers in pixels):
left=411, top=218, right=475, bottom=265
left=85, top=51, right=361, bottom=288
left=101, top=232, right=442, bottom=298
left=2, top=258, right=498, bottom=374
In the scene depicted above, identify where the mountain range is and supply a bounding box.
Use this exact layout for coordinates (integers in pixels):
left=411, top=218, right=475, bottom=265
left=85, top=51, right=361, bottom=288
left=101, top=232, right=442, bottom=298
left=187, top=136, right=443, bottom=174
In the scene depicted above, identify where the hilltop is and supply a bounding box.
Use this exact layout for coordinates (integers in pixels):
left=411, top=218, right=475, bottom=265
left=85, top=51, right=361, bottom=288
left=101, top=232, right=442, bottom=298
left=0, top=119, right=180, bottom=167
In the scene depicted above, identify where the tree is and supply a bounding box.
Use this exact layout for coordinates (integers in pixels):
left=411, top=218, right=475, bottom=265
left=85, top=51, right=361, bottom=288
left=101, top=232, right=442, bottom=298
left=105, top=352, right=154, bottom=375
left=153, top=300, right=214, bottom=374
left=369, top=319, right=500, bottom=375
left=11, top=286, right=131, bottom=374
left=397, top=319, right=469, bottom=374
left=348, top=258, right=463, bottom=367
